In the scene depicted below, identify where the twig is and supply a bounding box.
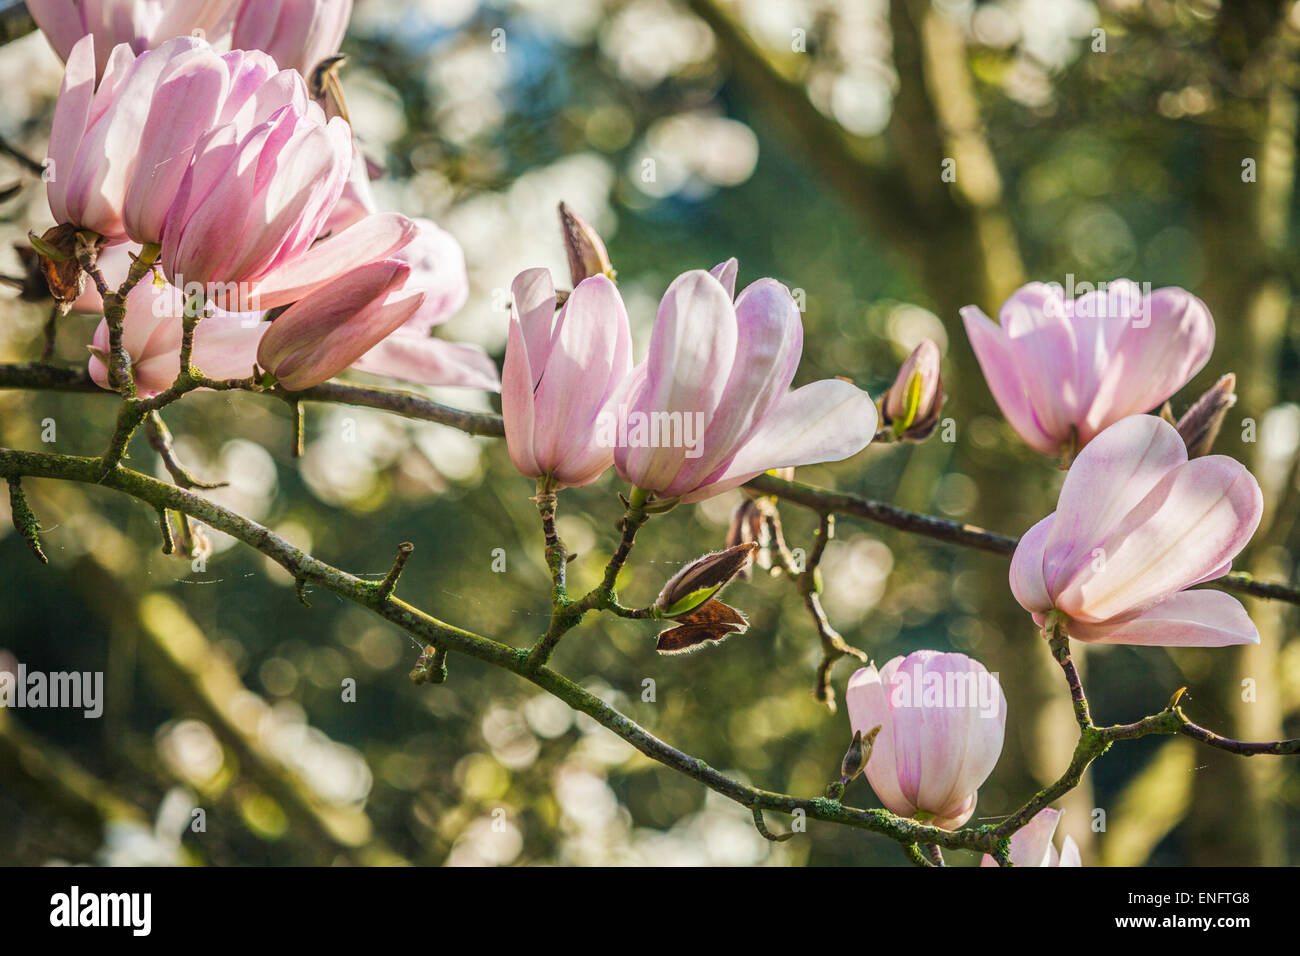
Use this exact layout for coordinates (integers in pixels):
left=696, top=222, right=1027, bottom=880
left=144, top=411, right=228, bottom=489
left=375, top=542, right=415, bottom=603
left=770, top=509, right=868, bottom=711
left=526, top=487, right=652, bottom=670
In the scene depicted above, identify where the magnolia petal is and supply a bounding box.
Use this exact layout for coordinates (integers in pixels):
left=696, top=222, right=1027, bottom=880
left=1009, top=513, right=1055, bottom=614
left=682, top=379, right=876, bottom=502
left=511, top=267, right=559, bottom=378
left=249, top=211, right=416, bottom=309
left=617, top=270, right=738, bottom=493
left=47, top=35, right=97, bottom=225
left=1057, top=454, right=1263, bottom=621
left=669, top=278, right=803, bottom=493
left=532, top=275, right=630, bottom=483
left=961, top=305, right=1059, bottom=454
left=999, top=283, right=1080, bottom=444
left=1042, top=414, right=1187, bottom=598
left=1057, top=836, right=1082, bottom=867
left=709, top=257, right=738, bottom=299
left=846, top=663, right=917, bottom=820
left=351, top=334, right=499, bottom=391
left=502, top=313, right=541, bottom=480
left=1066, top=590, right=1259, bottom=647
left=1079, top=287, right=1214, bottom=445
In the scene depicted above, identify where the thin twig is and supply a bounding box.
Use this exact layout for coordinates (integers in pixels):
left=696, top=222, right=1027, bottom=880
left=144, top=411, right=228, bottom=490
left=375, top=542, right=415, bottom=603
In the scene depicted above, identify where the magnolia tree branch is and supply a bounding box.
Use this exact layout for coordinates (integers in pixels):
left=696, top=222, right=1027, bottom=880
left=743, top=473, right=1300, bottom=606
left=4, top=444, right=1296, bottom=864
left=5, top=362, right=1295, bottom=603
left=0, top=363, right=507, bottom=436
left=0, top=445, right=996, bottom=854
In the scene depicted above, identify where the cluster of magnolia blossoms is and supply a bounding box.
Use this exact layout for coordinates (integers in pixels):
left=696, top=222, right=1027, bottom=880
left=961, top=280, right=1263, bottom=648
left=503, top=260, right=879, bottom=503
left=38, top=2, right=495, bottom=396
left=825, top=283, right=1259, bottom=842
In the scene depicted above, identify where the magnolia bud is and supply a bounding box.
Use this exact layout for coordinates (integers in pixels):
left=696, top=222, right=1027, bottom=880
left=841, top=724, right=881, bottom=781
left=1176, top=373, right=1236, bottom=458
left=655, top=542, right=757, bottom=618
left=881, top=340, right=945, bottom=441
left=28, top=224, right=94, bottom=303
left=310, top=54, right=352, bottom=124
left=558, top=201, right=614, bottom=286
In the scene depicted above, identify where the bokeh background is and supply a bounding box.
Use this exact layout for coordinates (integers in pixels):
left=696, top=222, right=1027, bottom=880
left=2, top=0, right=1299, bottom=866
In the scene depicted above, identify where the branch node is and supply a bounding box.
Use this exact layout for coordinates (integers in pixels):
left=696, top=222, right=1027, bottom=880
left=409, top=644, right=449, bottom=685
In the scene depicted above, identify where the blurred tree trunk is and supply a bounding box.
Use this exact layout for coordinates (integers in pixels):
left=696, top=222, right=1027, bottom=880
left=1185, top=0, right=1298, bottom=866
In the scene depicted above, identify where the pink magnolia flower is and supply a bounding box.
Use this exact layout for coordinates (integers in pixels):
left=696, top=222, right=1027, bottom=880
left=88, top=278, right=265, bottom=396
left=1010, top=414, right=1262, bottom=646
left=962, top=280, right=1214, bottom=457
left=231, top=0, right=353, bottom=76
left=980, top=808, right=1081, bottom=867
left=256, top=258, right=425, bottom=391
left=847, top=650, right=1007, bottom=830
left=47, top=35, right=298, bottom=243
left=502, top=269, right=632, bottom=489
left=160, top=95, right=352, bottom=304
left=350, top=219, right=500, bottom=391
left=611, top=266, right=876, bottom=503
left=48, top=35, right=212, bottom=239
left=28, top=0, right=241, bottom=76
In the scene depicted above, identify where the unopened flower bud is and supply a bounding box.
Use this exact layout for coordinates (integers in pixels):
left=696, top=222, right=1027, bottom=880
left=655, top=542, right=757, bottom=618
left=1176, top=373, right=1236, bottom=458
left=310, top=54, right=352, bottom=124
left=28, top=224, right=94, bottom=304
left=558, top=201, right=614, bottom=286
left=841, top=724, right=881, bottom=781
left=881, top=339, right=944, bottom=441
